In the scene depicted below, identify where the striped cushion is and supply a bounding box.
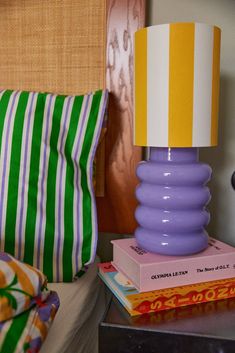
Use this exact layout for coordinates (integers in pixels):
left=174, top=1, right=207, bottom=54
left=0, top=89, right=108, bottom=282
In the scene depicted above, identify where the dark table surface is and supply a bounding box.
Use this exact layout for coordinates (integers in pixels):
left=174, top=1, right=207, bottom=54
left=99, top=294, right=235, bottom=353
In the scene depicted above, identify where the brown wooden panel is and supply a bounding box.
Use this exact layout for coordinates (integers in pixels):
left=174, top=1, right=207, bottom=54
left=97, top=0, right=146, bottom=234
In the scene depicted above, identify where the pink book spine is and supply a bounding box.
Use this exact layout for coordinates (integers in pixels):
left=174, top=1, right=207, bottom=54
left=113, top=245, right=235, bottom=292
left=140, top=254, right=235, bottom=292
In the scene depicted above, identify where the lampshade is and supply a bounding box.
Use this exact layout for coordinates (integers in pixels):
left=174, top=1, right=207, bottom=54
left=134, top=23, right=221, bottom=147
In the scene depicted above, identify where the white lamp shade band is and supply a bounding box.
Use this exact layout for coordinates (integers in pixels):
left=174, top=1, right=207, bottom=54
left=134, top=23, right=221, bottom=147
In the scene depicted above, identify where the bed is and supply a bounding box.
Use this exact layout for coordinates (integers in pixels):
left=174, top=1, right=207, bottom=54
left=41, top=257, right=108, bottom=353
left=0, top=1, right=146, bottom=352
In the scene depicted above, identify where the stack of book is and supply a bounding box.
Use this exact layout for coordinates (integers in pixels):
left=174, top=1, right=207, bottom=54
left=98, top=237, right=235, bottom=316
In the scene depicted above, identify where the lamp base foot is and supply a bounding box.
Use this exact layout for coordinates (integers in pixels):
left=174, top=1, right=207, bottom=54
left=135, top=227, right=209, bottom=256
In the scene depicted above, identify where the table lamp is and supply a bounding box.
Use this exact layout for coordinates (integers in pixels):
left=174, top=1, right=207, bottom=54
left=134, top=23, right=221, bottom=256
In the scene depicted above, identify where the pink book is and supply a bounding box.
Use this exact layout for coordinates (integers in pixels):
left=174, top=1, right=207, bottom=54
left=112, top=237, right=235, bottom=292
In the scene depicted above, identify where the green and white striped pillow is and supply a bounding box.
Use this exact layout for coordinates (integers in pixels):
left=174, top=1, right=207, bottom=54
left=0, top=89, right=108, bottom=282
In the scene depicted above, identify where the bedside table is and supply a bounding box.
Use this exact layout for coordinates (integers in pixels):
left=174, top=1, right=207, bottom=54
left=99, top=293, right=235, bottom=353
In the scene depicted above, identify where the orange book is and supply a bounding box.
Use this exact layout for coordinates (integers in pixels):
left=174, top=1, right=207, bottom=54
left=98, top=262, right=235, bottom=316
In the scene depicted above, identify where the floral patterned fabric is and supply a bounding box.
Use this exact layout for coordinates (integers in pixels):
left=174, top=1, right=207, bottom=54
left=0, top=252, right=59, bottom=353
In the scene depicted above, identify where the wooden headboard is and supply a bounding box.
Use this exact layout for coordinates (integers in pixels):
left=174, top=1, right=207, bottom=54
left=0, top=0, right=146, bottom=234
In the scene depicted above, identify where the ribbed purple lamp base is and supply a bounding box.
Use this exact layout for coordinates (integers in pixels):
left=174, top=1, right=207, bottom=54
left=135, top=148, right=212, bottom=256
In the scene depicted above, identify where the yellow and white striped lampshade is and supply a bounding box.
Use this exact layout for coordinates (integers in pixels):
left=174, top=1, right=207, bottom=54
left=134, top=23, right=221, bottom=147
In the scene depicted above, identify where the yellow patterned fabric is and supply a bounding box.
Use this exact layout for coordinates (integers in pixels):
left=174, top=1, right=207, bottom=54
left=0, top=291, right=59, bottom=353
left=0, top=252, right=59, bottom=353
left=0, top=252, right=49, bottom=322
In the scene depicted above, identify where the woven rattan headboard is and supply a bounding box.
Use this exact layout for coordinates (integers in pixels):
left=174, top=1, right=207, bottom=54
left=0, top=0, right=106, bottom=94
left=0, top=0, right=146, bottom=234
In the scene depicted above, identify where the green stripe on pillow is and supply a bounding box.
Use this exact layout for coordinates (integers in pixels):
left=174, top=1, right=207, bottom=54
left=5, top=91, right=30, bottom=255
left=0, top=89, right=108, bottom=282
left=43, top=94, right=66, bottom=281
left=24, top=93, right=46, bottom=265
left=62, top=95, right=84, bottom=281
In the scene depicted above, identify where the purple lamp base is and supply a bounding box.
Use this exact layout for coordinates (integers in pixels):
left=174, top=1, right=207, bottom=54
left=135, top=147, right=212, bottom=256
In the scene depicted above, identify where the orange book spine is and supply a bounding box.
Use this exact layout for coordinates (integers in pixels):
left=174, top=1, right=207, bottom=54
left=131, top=297, right=235, bottom=324
left=127, top=280, right=235, bottom=316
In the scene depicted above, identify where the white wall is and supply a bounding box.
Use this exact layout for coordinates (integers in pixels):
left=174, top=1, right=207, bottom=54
left=147, top=0, right=235, bottom=245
